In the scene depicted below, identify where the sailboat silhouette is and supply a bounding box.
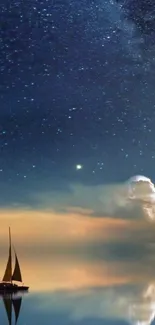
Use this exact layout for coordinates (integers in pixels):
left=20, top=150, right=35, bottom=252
left=2, top=295, right=22, bottom=325
left=0, top=228, right=29, bottom=293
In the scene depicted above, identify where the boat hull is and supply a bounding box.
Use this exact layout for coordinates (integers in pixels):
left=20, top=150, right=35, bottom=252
left=0, top=283, right=29, bottom=293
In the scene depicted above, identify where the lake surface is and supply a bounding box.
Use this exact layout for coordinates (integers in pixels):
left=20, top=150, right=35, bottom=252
left=1, top=254, right=155, bottom=325
left=1, top=210, right=155, bottom=325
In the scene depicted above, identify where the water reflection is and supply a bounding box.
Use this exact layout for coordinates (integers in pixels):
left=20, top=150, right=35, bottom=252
left=0, top=293, right=25, bottom=325
left=31, top=282, right=155, bottom=325
left=1, top=264, right=155, bottom=325
left=129, top=284, right=155, bottom=325
left=1, top=209, right=155, bottom=324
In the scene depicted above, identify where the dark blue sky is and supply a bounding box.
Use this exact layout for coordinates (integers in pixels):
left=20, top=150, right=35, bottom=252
left=1, top=0, right=155, bottom=207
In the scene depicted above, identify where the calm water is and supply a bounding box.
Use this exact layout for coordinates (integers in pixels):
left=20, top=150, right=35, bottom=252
left=1, top=212, right=155, bottom=325
left=1, top=255, right=155, bottom=325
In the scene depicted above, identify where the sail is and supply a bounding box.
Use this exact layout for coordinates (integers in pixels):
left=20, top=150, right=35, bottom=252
left=12, top=252, right=22, bottom=282
left=2, top=228, right=12, bottom=282
left=3, top=296, right=12, bottom=325
left=12, top=297, right=22, bottom=324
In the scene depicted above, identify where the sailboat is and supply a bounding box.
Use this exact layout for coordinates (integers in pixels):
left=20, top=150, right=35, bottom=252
left=0, top=228, right=29, bottom=293
left=2, top=294, right=22, bottom=325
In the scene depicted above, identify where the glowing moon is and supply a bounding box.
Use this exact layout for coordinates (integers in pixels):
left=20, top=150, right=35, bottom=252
left=127, top=175, right=155, bottom=200
left=126, top=175, right=155, bottom=220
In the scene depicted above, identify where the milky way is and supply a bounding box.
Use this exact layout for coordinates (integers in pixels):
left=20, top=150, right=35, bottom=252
left=0, top=0, right=155, bottom=206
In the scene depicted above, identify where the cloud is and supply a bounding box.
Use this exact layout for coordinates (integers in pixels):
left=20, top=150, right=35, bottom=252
left=0, top=208, right=131, bottom=253
left=1, top=170, right=155, bottom=222
left=0, top=205, right=155, bottom=267
left=28, top=174, right=155, bottom=222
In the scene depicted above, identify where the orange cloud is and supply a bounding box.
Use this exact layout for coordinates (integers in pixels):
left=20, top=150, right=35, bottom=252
left=0, top=207, right=155, bottom=258
left=0, top=208, right=131, bottom=248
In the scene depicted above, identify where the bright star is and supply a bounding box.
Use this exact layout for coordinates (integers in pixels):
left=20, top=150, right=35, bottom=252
left=76, top=164, right=83, bottom=170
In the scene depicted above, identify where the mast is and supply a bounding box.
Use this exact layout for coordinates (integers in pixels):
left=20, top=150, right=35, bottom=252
left=2, top=227, right=12, bottom=283
left=9, top=227, right=12, bottom=284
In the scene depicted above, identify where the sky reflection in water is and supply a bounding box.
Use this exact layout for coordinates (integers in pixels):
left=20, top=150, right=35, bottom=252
left=1, top=256, right=155, bottom=325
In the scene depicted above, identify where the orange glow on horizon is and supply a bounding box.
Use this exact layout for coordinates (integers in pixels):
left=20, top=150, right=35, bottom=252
left=0, top=256, right=140, bottom=292
left=0, top=208, right=131, bottom=247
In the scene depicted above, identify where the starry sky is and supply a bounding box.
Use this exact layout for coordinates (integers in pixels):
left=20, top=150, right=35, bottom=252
left=1, top=0, right=155, bottom=208
left=2, top=4, right=155, bottom=325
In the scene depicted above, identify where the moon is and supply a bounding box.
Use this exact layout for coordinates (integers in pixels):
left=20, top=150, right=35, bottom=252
left=126, top=175, right=155, bottom=220
left=127, top=175, right=155, bottom=201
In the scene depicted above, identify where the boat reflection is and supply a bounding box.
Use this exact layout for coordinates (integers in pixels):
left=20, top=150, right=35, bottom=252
left=0, top=292, right=26, bottom=325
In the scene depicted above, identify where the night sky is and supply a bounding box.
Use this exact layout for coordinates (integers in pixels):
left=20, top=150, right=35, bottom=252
left=1, top=0, right=155, bottom=207
left=1, top=4, right=155, bottom=324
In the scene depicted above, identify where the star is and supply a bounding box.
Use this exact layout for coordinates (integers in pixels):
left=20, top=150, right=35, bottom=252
left=76, top=164, right=83, bottom=170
